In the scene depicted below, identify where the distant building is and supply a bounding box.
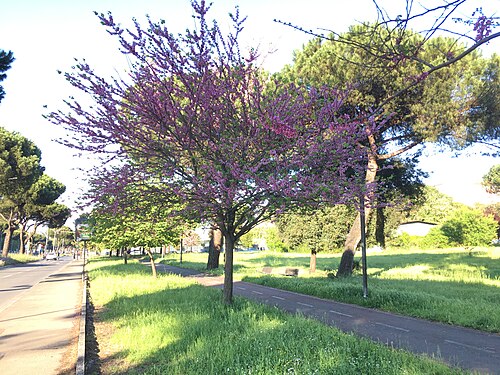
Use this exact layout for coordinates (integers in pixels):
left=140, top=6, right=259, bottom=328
left=396, top=221, right=437, bottom=237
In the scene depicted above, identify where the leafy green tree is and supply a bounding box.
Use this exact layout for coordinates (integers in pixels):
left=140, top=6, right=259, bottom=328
left=440, top=208, right=498, bottom=247
left=89, top=188, right=187, bottom=274
left=482, top=165, right=500, bottom=194
left=264, top=225, right=288, bottom=253
left=0, top=127, right=44, bottom=256
left=404, top=186, right=464, bottom=224
left=276, top=205, right=355, bottom=252
left=0, top=49, right=14, bottom=103
left=370, top=157, right=427, bottom=247
left=276, top=205, right=356, bottom=272
left=19, top=174, right=70, bottom=253
left=278, top=24, right=498, bottom=275
left=48, top=226, right=74, bottom=251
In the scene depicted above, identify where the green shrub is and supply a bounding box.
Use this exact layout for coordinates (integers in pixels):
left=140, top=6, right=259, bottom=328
left=440, top=208, right=498, bottom=246
left=390, top=232, right=412, bottom=248
left=265, top=226, right=288, bottom=252
left=420, top=227, right=450, bottom=248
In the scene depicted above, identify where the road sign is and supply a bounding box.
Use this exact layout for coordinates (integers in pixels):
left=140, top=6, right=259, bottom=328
left=76, top=223, right=92, bottom=241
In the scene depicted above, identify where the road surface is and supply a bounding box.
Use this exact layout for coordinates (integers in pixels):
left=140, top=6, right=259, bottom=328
left=0, top=257, right=83, bottom=375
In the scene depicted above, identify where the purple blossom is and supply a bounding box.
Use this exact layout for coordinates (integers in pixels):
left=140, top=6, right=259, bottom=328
left=47, top=0, right=373, bottom=303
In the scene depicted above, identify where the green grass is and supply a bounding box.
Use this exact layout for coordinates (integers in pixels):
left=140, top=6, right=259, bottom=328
left=159, top=247, right=500, bottom=332
left=0, top=253, right=40, bottom=266
left=88, top=258, right=467, bottom=375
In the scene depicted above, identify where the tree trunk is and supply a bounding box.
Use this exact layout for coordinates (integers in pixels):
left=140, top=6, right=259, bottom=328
left=207, top=227, right=223, bottom=270
left=24, top=224, right=39, bottom=255
left=123, top=247, right=128, bottom=264
left=2, top=226, right=14, bottom=258
left=145, top=249, right=157, bottom=278
left=310, top=249, right=317, bottom=273
left=223, top=234, right=235, bottom=304
left=19, top=224, right=26, bottom=254
left=337, top=153, right=378, bottom=277
left=375, top=207, right=386, bottom=248
left=179, top=238, right=183, bottom=264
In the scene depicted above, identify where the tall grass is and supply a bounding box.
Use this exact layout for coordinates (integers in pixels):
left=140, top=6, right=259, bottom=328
left=88, top=259, right=466, bottom=374
left=159, top=247, right=500, bottom=332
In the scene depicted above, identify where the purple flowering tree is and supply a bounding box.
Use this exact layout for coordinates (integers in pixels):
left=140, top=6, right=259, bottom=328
left=47, top=0, right=371, bottom=303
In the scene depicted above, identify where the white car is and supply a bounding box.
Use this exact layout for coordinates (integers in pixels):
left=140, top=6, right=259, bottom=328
left=45, top=252, right=58, bottom=261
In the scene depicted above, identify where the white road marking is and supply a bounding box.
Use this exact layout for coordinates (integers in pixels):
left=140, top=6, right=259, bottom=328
left=444, top=339, right=496, bottom=353
left=236, top=287, right=246, bottom=290
left=271, top=295, right=285, bottom=300
left=251, top=290, right=263, bottom=295
left=329, top=310, right=353, bottom=318
left=0, top=272, right=22, bottom=279
left=375, top=322, right=410, bottom=333
left=297, top=302, right=314, bottom=308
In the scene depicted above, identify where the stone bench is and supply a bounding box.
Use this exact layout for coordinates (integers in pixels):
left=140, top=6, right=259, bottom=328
left=261, top=267, right=273, bottom=274
left=284, top=268, right=299, bottom=276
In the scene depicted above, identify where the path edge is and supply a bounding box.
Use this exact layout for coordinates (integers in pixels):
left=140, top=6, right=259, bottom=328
left=76, top=263, right=87, bottom=375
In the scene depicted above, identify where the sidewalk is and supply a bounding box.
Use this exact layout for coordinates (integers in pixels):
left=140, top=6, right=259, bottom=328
left=156, top=263, right=500, bottom=375
left=0, top=260, right=84, bottom=375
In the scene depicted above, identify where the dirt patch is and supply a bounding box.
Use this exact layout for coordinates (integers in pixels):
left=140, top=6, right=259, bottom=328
left=84, top=293, right=102, bottom=375
left=86, top=294, right=131, bottom=374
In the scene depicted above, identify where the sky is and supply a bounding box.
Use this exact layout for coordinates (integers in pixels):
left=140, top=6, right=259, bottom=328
left=0, top=0, right=499, bottom=225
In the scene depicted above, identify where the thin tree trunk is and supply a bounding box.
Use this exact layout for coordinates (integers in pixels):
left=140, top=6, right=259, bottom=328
left=2, top=226, right=14, bottom=258
left=24, top=224, right=39, bottom=255
left=337, top=153, right=378, bottom=277
left=223, top=234, right=235, bottom=304
left=180, top=238, right=183, bottom=264
left=375, top=207, right=386, bottom=248
left=145, top=249, right=157, bottom=278
left=18, top=223, right=26, bottom=254
left=310, top=249, right=317, bottom=273
left=123, top=247, right=128, bottom=264
left=207, top=227, right=222, bottom=270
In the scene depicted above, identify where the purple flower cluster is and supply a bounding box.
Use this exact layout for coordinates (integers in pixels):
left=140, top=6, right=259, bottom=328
left=473, top=15, right=493, bottom=41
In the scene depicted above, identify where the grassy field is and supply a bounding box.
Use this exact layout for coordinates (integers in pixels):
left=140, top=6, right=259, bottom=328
left=159, top=247, right=500, bottom=332
left=87, top=258, right=467, bottom=374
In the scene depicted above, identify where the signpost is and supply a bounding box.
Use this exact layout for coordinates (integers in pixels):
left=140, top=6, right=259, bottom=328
left=75, top=220, right=92, bottom=270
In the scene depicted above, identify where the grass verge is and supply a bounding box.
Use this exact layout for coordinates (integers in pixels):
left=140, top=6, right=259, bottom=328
left=0, top=253, right=40, bottom=266
left=159, top=248, right=500, bottom=332
left=88, top=258, right=468, bottom=375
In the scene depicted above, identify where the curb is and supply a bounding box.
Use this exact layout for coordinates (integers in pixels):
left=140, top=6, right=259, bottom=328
left=76, top=264, right=87, bottom=375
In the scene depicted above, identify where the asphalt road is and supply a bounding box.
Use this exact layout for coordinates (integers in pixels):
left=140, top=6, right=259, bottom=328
left=0, top=257, right=72, bottom=313
left=156, top=263, right=500, bottom=375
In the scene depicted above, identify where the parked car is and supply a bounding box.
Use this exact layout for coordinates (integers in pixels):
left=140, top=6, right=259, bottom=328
left=45, top=252, right=58, bottom=261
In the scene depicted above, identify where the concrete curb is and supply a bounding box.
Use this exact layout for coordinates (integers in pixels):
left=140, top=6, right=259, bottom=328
left=76, top=264, right=87, bottom=375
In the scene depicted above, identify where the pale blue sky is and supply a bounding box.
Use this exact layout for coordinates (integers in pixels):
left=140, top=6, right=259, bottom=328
left=0, top=0, right=498, bottom=220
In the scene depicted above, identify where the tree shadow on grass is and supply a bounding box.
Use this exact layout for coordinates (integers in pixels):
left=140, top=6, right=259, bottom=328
left=90, top=281, right=452, bottom=375
left=241, top=270, right=500, bottom=333
left=248, top=250, right=500, bottom=281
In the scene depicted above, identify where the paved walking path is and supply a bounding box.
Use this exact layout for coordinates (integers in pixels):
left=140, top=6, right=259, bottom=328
left=156, top=263, right=500, bottom=375
left=0, top=259, right=83, bottom=375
